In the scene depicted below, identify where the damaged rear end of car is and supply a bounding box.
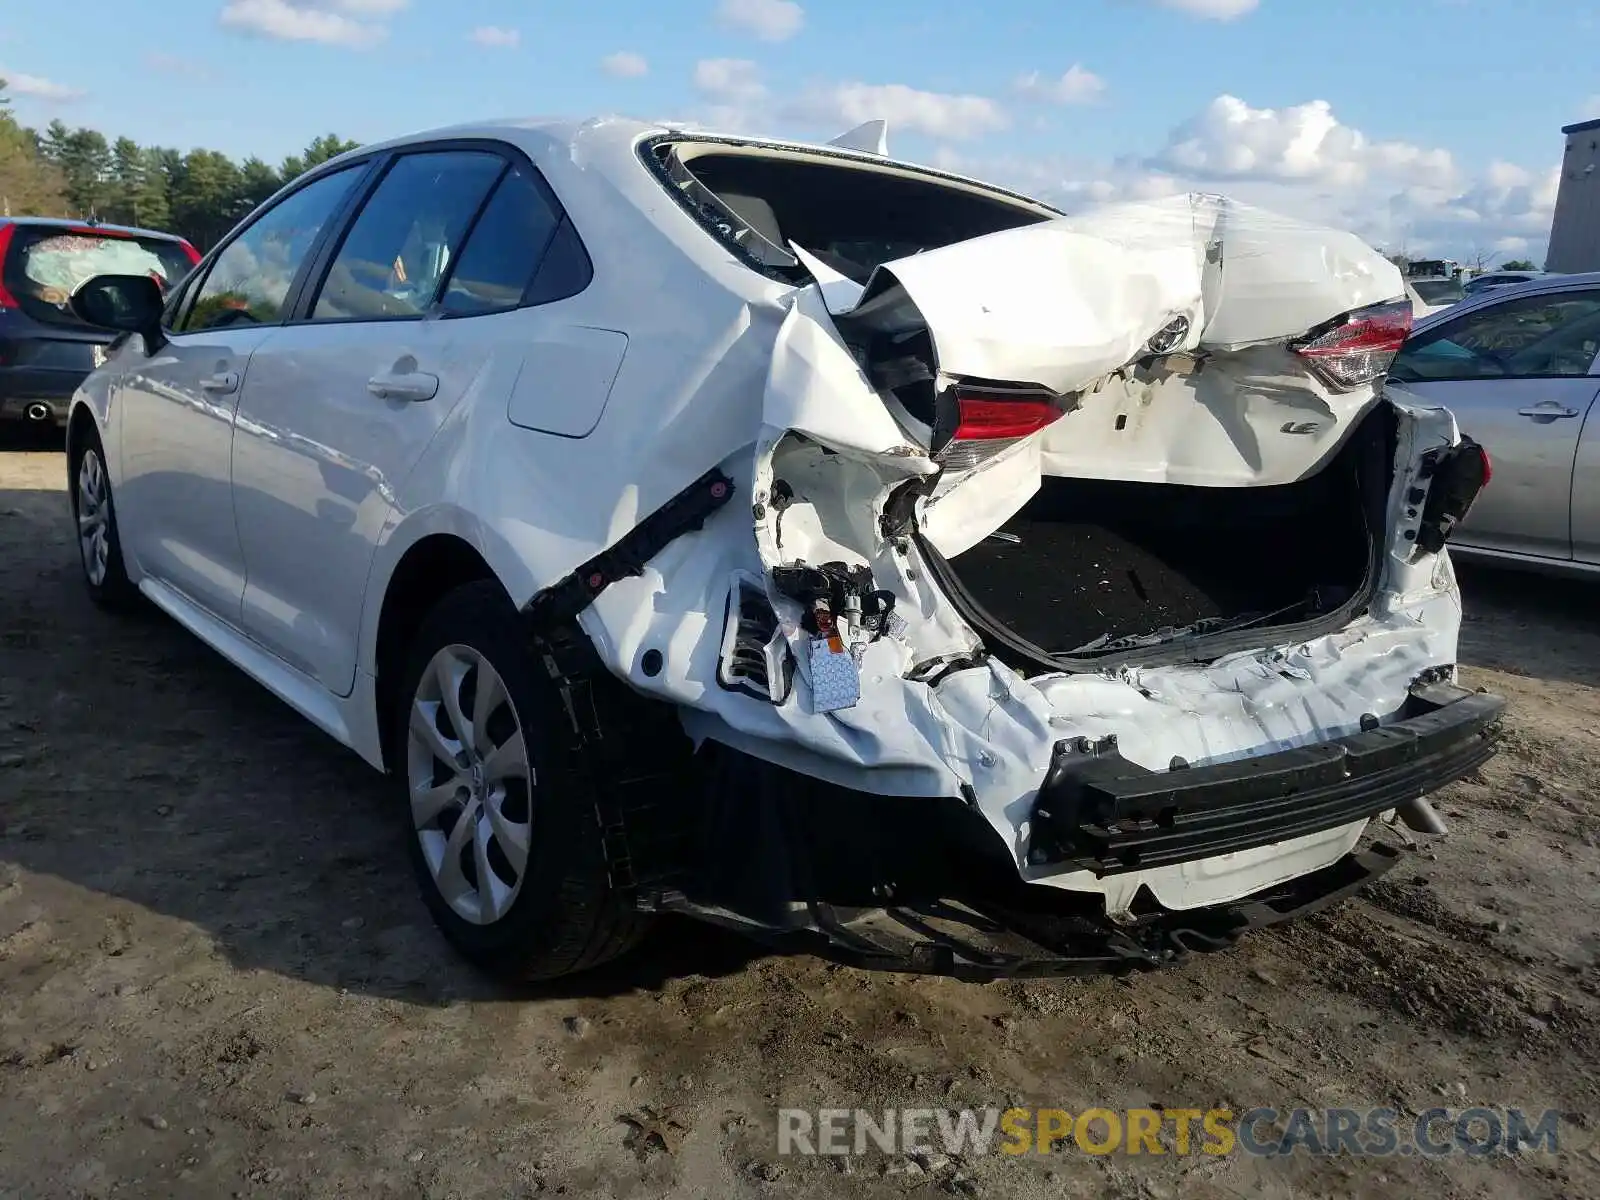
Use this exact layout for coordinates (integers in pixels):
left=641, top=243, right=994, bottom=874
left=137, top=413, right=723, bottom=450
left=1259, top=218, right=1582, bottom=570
left=541, top=132, right=1505, bottom=979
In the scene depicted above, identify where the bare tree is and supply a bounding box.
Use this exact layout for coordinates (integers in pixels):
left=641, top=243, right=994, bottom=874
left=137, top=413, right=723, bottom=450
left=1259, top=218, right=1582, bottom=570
left=1465, top=244, right=1501, bottom=274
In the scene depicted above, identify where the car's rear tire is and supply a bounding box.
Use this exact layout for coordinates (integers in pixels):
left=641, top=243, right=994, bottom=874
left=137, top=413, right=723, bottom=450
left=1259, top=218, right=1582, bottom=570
left=393, top=581, right=652, bottom=980
left=69, top=424, right=139, bottom=611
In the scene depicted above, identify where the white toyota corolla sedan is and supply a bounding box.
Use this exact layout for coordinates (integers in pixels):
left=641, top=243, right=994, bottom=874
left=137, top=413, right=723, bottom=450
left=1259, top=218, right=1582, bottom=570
left=64, top=116, right=1502, bottom=981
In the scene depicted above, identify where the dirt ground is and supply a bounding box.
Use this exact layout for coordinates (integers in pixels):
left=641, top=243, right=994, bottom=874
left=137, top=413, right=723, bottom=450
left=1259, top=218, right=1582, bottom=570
left=1, top=432, right=1598, bottom=1200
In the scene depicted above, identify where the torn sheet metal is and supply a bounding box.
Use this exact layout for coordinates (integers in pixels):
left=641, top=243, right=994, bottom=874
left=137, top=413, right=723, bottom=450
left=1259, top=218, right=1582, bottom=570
left=820, top=192, right=1401, bottom=398
left=544, top=139, right=1452, bottom=917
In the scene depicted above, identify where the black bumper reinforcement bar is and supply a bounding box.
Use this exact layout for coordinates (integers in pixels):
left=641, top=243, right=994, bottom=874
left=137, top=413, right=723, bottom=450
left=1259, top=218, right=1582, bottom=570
left=1028, top=681, right=1504, bottom=875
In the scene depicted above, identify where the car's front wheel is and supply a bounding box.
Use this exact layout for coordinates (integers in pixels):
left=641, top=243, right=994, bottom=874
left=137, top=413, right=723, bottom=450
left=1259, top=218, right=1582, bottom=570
left=394, top=582, right=652, bottom=980
left=69, top=425, right=139, bottom=610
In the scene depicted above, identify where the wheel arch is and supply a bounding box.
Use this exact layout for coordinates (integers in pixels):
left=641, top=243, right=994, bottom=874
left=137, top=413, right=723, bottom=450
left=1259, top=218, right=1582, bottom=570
left=369, top=529, right=516, bottom=771
left=64, top=401, right=98, bottom=475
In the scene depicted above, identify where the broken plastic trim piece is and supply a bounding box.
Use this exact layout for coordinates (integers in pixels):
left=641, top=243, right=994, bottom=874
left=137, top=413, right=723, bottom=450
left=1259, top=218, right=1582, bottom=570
left=523, top=467, right=736, bottom=628
left=717, top=573, right=795, bottom=704
left=1415, top=436, right=1491, bottom=555
left=652, top=142, right=799, bottom=273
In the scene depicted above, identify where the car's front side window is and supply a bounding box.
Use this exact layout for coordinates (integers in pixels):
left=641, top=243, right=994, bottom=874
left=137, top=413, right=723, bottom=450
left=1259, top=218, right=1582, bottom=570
left=1390, top=290, right=1600, bottom=383
left=180, top=166, right=363, bottom=333
left=308, top=151, right=506, bottom=323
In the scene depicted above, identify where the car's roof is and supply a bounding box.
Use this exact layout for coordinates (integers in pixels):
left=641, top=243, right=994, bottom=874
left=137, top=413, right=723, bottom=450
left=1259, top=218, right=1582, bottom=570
left=0, top=215, right=190, bottom=242
left=1411, top=270, right=1600, bottom=333
left=320, top=114, right=910, bottom=170
left=308, top=115, right=1064, bottom=217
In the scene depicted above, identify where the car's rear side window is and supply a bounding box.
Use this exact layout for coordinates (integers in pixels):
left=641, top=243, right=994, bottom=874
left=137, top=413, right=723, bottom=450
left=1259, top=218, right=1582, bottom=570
left=438, top=163, right=592, bottom=316
left=2, top=226, right=194, bottom=329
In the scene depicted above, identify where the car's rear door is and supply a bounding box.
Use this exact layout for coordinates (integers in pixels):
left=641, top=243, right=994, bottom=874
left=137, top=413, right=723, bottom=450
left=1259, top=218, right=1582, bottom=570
left=227, top=144, right=590, bottom=696
left=1389, top=284, right=1600, bottom=561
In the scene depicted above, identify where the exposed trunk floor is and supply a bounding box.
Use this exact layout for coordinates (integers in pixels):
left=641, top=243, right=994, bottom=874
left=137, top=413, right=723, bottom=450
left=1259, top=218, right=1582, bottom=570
left=947, top=474, right=1369, bottom=654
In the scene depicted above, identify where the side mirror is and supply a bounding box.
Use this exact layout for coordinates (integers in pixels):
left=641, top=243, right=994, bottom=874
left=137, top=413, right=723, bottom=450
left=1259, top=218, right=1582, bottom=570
left=70, top=274, right=168, bottom=353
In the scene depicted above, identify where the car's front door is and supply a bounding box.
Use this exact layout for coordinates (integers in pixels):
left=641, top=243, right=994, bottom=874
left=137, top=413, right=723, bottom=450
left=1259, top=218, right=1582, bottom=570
left=113, top=165, right=367, bottom=622
left=228, top=147, right=572, bottom=695
left=1389, top=285, right=1600, bottom=561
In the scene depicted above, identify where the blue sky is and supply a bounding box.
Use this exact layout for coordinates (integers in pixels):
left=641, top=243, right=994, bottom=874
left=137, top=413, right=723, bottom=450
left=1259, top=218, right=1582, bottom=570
left=3, top=0, right=1595, bottom=262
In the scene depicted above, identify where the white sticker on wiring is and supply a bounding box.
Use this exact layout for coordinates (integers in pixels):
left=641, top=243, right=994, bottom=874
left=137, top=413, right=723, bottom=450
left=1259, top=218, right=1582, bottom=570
left=808, top=635, right=861, bottom=713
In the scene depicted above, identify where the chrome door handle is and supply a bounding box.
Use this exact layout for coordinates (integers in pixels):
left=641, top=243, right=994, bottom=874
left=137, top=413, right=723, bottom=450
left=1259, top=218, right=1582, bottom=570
left=367, top=372, right=439, bottom=402
left=1517, top=402, right=1580, bottom=418
left=200, top=371, right=240, bottom=394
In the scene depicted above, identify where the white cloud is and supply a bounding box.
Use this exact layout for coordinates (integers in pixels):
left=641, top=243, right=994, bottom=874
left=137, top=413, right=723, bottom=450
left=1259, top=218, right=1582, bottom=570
left=1150, top=94, right=1456, bottom=189
left=929, top=93, right=1554, bottom=262
left=0, top=71, right=85, bottom=102
left=1149, top=0, right=1260, bottom=18
left=468, top=25, right=520, bottom=48
left=716, top=0, right=804, bottom=42
left=602, top=51, right=649, bottom=78
left=788, top=82, right=1009, bottom=140
left=694, top=58, right=767, bottom=105
left=1386, top=162, right=1560, bottom=250
left=219, top=0, right=406, bottom=48
left=1014, top=65, right=1106, bottom=105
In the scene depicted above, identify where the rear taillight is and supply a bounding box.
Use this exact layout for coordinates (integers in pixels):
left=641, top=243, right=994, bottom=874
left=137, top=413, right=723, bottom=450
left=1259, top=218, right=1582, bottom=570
left=179, top=240, right=202, bottom=266
left=1291, top=297, right=1413, bottom=389
left=0, top=224, right=16, bottom=310
left=953, top=394, right=1063, bottom=441
left=938, top=384, right=1065, bottom=471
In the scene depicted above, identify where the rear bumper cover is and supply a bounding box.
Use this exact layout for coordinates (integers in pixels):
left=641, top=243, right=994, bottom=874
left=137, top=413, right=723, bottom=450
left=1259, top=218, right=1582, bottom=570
left=1028, top=681, right=1503, bottom=875
left=677, top=842, right=1405, bottom=981
left=0, top=366, right=83, bottom=418
left=660, top=680, right=1501, bottom=979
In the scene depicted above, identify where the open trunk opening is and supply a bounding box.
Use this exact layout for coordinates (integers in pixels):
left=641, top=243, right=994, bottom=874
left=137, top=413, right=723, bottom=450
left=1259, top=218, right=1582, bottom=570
left=921, top=404, right=1397, bottom=669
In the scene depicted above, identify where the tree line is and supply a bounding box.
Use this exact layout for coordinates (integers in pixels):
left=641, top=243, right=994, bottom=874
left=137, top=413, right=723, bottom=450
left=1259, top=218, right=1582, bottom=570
left=0, top=78, right=359, bottom=250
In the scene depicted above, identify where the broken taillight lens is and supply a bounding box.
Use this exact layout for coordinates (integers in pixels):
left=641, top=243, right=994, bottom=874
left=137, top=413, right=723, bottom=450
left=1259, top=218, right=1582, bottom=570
left=936, top=384, right=1065, bottom=471
left=1291, top=298, right=1413, bottom=389
left=943, top=388, right=1065, bottom=467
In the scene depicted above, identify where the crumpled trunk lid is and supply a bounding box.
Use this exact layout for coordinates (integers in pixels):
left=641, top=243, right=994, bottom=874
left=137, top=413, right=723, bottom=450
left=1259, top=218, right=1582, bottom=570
left=762, top=192, right=1406, bottom=558
left=748, top=192, right=1425, bottom=697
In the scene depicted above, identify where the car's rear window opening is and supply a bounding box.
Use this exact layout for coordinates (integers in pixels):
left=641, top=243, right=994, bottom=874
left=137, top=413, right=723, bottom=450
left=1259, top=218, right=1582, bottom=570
left=651, top=139, right=1057, bottom=283
left=2, top=226, right=195, bottom=327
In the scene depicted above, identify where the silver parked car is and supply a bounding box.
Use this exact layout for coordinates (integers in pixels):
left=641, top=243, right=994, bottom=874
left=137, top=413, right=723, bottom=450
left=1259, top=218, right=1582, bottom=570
left=1388, top=272, right=1600, bottom=575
